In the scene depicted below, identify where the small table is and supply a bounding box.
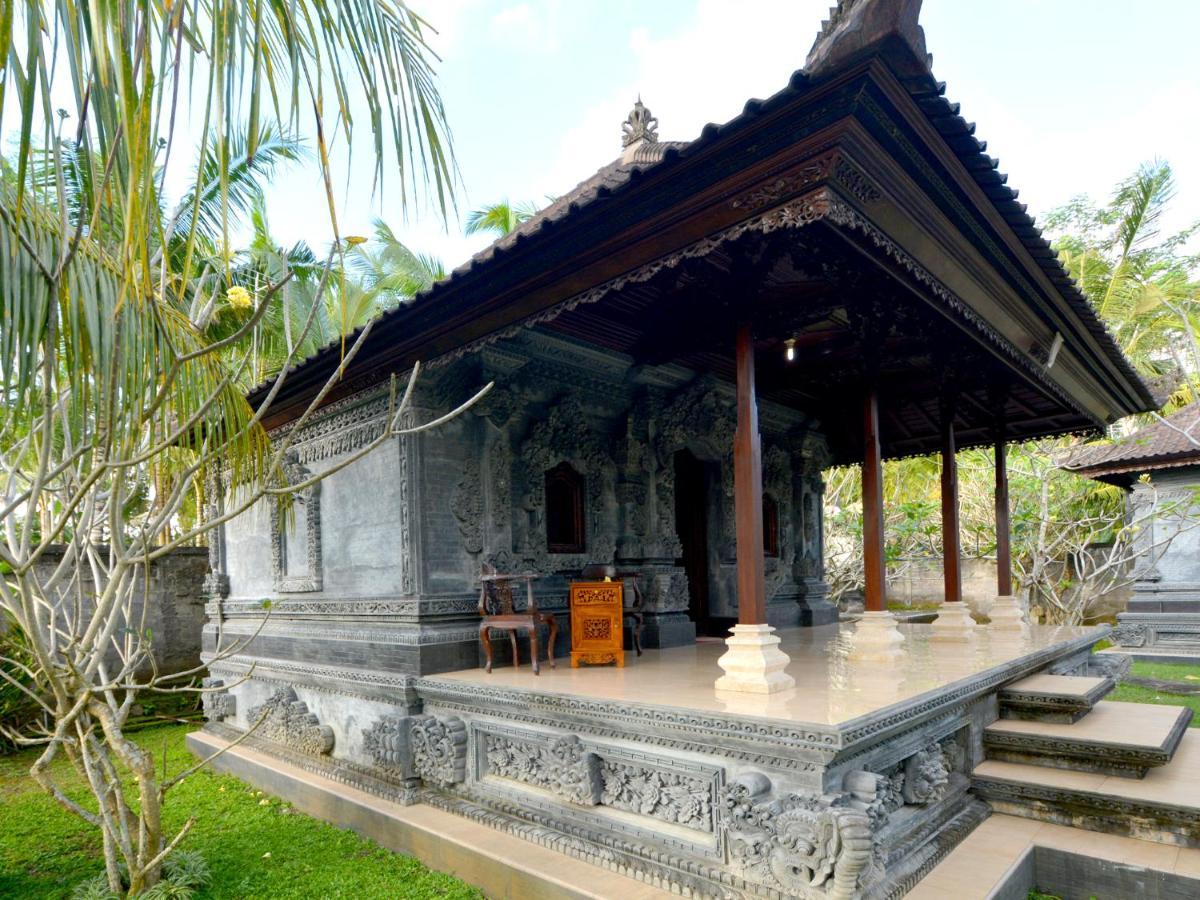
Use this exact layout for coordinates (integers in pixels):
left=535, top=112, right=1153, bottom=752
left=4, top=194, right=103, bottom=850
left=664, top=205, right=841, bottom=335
left=569, top=581, right=625, bottom=667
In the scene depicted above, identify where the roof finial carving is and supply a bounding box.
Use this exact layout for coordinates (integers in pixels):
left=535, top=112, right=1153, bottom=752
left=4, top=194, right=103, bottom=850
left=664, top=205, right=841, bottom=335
left=805, top=0, right=929, bottom=78
left=621, top=96, right=659, bottom=150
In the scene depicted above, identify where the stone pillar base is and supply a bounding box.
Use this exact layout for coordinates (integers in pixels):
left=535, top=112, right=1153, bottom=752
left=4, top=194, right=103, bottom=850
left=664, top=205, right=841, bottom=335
left=715, top=624, right=795, bottom=694
left=988, top=594, right=1025, bottom=630
left=931, top=601, right=978, bottom=641
left=848, top=610, right=906, bottom=662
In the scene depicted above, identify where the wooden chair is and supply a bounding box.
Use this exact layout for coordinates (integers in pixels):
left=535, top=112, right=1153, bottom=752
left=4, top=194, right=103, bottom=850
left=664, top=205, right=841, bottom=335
left=579, top=564, right=644, bottom=656
left=478, top=564, right=558, bottom=675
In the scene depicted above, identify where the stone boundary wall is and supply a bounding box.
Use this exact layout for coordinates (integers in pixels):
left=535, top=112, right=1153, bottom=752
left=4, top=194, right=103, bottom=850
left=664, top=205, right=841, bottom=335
left=29, top=545, right=208, bottom=676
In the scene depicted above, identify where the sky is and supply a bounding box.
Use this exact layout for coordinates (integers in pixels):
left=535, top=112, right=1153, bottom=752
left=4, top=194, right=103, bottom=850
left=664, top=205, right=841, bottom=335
left=253, top=0, right=1200, bottom=270
left=4, top=2, right=1198, bottom=268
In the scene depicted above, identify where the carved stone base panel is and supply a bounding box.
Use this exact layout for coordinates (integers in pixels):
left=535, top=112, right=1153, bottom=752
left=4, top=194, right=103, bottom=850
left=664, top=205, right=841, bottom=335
left=1113, top=612, right=1200, bottom=660
left=471, top=722, right=722, bottom=846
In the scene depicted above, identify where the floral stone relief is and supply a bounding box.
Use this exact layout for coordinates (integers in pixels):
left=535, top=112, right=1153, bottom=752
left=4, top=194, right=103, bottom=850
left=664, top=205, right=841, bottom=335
left=247, top=686, right=334, bottom=756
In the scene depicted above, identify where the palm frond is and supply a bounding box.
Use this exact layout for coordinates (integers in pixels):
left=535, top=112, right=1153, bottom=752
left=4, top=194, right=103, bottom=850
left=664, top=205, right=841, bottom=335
left=464, top=199, right=538, bottom=237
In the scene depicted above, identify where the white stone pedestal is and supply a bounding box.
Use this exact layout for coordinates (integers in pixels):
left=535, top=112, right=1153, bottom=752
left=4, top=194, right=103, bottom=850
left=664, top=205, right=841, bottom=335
left=988, top=594, right=1026, bottom=631
left=931, top=601, right=978, bottom=641
left=847, top=610, right=906, bottom=662
left=715, top=624, right=795, bottom=694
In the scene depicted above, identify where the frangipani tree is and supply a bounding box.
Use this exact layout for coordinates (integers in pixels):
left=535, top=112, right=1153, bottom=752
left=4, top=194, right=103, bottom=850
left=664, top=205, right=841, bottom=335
left=0, top=2, right=482, bottom=896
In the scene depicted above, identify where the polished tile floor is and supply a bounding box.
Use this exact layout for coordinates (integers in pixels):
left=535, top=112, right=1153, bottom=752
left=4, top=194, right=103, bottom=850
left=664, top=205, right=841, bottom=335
left=429, top=622, right=1100, bottom=726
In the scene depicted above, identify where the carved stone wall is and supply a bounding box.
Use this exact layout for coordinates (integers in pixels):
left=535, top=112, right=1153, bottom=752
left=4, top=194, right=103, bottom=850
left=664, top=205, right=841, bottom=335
left=215, top=328, right=831, bottom=675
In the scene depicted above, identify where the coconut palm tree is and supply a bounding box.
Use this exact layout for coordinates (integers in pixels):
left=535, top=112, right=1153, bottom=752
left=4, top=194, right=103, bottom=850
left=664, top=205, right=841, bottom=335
left=1049, top=161, right=1200, bottom=383
left=0, top=3, right=457, bottom=895
left=465, top=198, right=540, bottom=237
left=350, top=217, right=446, bottom=310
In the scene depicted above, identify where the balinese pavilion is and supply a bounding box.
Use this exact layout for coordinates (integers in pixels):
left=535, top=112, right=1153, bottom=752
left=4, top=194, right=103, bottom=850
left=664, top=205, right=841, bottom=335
left=1066, top=402, right=1200, bottom=660
left=193, top=2, right=1200, bottom=897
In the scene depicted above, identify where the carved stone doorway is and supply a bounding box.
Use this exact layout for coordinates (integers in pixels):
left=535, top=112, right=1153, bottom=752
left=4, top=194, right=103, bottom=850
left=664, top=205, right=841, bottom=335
left=674, top=450, right=726, bottom=637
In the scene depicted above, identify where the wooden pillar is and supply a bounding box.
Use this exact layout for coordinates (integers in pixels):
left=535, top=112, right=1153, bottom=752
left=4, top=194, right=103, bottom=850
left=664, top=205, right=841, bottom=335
left=861, top=386, right=886, bottom=613
left=941, top=414, right=963, bottom=603
left=733, top=324, right=767, bottom=626
left=995, top=436, right=1013, bottom=597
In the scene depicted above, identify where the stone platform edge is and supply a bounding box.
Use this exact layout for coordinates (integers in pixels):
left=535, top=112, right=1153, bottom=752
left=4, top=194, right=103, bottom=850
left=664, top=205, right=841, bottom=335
left=186, top=729, right=671, bottom=900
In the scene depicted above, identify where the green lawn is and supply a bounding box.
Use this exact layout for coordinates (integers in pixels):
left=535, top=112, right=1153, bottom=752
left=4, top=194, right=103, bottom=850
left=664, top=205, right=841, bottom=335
left=1129, top=659, right=1200, bottom=683
left=1108, top=682, right=1200, bottom=725
left=1108, top=660, right=1200, bottom=728
left=0, top=723, right=480, bottom=899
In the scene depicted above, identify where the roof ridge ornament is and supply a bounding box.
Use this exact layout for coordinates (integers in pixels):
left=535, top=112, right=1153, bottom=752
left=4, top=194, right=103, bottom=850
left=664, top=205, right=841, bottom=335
left=805, top=0, right=930, bottom=78
left=621, top=96, right=659, bottom=150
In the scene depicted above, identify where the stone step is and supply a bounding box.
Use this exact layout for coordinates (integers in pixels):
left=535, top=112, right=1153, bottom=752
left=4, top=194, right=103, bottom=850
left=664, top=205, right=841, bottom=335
left=972, top=732, right=1200, bottom=848
left=998, top=672, right=1114, bottom=723
left=983, top=701, right=1193, bottom=778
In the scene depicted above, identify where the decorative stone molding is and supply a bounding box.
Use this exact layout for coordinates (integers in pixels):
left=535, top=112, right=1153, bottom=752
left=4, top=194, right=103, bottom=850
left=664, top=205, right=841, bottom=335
left=203, top=471, right=231, bottom=598
left=268, top=392, right=392, bottom=465
left=410, top=714, right=468, bottom=787
left=1112, top=622, right=1149, bottom=647
left=247, top=686, right=333, bottom=756
left=841, top=736, right=958, bottom=831
left=450, top=456, right=484, bottom=555
left=269, top=452, right=323, bottom=593
left=362, top=716, right=409, bottom=774
left=211, top=595, right=481, bottom=619
left=201, top=679, right=236, bottom=722
left=721, top=772, right=874, bottom=898
left=488, top=436, right=513, bottom=537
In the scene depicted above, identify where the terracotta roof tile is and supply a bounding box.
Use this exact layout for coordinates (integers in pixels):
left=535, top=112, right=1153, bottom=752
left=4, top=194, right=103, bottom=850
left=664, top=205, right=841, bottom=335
left=1064, top=403, right=1200, bottom=479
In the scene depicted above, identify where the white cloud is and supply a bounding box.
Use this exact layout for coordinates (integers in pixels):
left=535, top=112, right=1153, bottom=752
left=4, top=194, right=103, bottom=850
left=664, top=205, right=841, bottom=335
left=536, top=0, right=828, bottom=199
left=489, top=1, right=562, bottom=54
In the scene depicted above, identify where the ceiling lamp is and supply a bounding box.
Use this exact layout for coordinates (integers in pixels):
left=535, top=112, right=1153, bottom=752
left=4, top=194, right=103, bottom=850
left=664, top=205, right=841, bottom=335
left=784, top=337, right=796, bottom=362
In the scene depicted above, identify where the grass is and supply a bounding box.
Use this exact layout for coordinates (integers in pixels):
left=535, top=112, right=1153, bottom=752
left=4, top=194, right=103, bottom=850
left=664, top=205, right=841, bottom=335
left=1106, top=660, right=1200, bottom=728
left=1108, top=682, right=1200, bottom=726
left=1129, top=660, right=1200, bottom=683
left=887, top=600, right=942, bottom=612
left=0, top=723, right=481, bottom=899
